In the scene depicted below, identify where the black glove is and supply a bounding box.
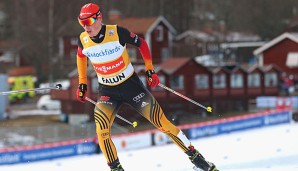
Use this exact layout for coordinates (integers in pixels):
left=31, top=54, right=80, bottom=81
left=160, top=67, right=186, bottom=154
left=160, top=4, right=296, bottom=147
left=76, top=84, right=87, bottom=103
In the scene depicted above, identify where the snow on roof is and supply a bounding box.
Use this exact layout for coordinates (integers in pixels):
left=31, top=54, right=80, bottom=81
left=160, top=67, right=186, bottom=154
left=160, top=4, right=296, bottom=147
left=176, top=30, right=261, bottom=43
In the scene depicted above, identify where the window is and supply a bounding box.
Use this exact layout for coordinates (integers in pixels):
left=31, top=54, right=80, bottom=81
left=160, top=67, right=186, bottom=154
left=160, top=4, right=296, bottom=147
left=230, top=74, right=243, bottom=88
left=91, top=77, right=99, bottom=93
left=195, top=74, right=209, bottom=89
left=265, top=72, right=277, bottom=87
left=127, top=48, right=137, bottom=62
left=70, top=37, right=78, bottom=46
left=153, top=75, right=166, bottom=90
left=161, top=48, right=169, bottom=61
left=155, top=25, right=164, bottom=42
left=248, top=73, right=260, bottom=87
left=213, top=74, right=226, bottom=88
left=170, top=75, right=184, bottom=89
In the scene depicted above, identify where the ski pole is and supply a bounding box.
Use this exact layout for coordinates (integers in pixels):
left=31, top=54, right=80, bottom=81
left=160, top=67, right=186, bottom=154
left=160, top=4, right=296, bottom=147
left=158, top=83, right=212, bottom=113
left=85, top=97, right=138, bottom=128
left=0, top=84, right=62, bottom=95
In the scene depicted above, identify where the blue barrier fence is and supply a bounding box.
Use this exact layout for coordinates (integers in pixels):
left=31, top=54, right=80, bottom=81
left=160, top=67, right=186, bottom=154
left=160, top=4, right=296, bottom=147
left=0, top=141, right=97, bottom=165
left=0, top=109, right=292, bottom=165
left=188, top=111, right=291, bottom=139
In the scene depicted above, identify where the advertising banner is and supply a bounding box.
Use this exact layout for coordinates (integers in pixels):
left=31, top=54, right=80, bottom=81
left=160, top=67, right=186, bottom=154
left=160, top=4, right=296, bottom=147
left=0, top=141, right=97, bottom=165
left=189, top=110, right=291, bottom=140
left=112, top=132, right=152, bottom=151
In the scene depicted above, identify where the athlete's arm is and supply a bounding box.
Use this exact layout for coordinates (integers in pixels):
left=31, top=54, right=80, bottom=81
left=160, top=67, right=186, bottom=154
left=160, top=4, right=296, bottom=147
left=77, top=38, right=88, bottom=84
left=118, top=26, right=154, bottom=71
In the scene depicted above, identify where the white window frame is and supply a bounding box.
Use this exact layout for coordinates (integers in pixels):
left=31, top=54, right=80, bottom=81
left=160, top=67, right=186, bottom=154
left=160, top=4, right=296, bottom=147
left=195, top=74, right=209, bottom=89
left=265, top=72, right=278, bottom=87
left=248, top=73, right=261, bottom=87
left=161, top=47, right=169, bottom=61
left=230, top=73, right=243, bottom=88
left=213, top=74, right=226, bottom=89
left=70, top=37, right=78, bottom=46
left=155, top=25, right=164, bottom=42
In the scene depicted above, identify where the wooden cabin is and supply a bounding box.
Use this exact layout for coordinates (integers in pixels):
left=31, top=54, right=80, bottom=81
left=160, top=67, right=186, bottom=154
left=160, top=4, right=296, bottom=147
left=106, top=16, right=177, bottom=65
left=52, top=58, right=287, bottom=121
left=254, top=32, right=298, bottom=77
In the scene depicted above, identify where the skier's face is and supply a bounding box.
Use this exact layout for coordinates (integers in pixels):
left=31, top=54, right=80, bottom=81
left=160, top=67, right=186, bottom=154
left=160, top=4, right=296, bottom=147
left=80, top=16, right=102, bottom=37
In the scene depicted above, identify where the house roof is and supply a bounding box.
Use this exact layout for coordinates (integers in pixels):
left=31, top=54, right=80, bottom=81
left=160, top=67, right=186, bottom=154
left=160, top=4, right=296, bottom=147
left=208, top=66, right=230, bottom=74
left=175, top=30, right=261, bottom=42
left=244, top=64, right=264, bottom=73
left=253, top=32, right=298, bottom=55
left=175, top=30, right=220, bottom=42
left=0, top=40, right=20, bottom=50
left=109, top=17, right=157, bottom=34
left=259, top=64, right=283, bottom=73
left=7, top=66, right=36, bottom=76
left=158, top=57, right=191, bottom=75
left=105, top=16, right=176, bottom=35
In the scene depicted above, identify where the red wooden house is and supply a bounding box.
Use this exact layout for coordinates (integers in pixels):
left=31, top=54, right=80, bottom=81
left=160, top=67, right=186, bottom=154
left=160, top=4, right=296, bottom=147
left=108, top=16, right=177, bottom=65
left=51, top=17, right=290, bottom=119
left=143, top=57, right=213, bottom=114
left=51, top=59, right=286, bottom=121
left=253, top=32, right=298, bottom=76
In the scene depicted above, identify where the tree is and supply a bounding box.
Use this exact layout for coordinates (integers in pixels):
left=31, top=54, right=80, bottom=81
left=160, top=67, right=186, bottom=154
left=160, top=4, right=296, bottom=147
left=1, top=0, right=298, bottom=83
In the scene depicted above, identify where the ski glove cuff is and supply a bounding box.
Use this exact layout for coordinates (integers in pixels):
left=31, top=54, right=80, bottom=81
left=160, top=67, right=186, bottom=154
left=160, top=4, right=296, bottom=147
left=146, top=70, right=160, bottom=88
left=76, top=84, right=87, bottom=103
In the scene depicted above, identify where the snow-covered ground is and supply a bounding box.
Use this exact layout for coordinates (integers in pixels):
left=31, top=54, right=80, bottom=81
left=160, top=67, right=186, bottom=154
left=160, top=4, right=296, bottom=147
left=0, top=123, right=297, bottom=171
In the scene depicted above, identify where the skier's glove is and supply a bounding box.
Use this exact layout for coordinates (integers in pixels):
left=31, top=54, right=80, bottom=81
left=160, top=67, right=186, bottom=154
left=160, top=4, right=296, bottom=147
left=146, top=70, right=160, bottom=88
left=76, top=84, right=87, bottom=103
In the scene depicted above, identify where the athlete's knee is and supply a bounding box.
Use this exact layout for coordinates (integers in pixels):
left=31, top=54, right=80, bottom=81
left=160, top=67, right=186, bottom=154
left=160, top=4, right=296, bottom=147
left=95, top=123, right=111, bottom=140
left=156, top=115, right=179, bottom=134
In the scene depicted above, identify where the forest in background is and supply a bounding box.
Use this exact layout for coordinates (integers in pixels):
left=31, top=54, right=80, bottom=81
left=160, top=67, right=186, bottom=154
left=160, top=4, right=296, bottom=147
left=0, top=0, right=298, bottom=82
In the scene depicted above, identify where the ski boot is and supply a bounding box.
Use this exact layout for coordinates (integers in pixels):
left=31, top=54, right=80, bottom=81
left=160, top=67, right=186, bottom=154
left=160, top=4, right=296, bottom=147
left=109, top=159, right=124, bottom=171
left=189, top=149, right=218, bottom=171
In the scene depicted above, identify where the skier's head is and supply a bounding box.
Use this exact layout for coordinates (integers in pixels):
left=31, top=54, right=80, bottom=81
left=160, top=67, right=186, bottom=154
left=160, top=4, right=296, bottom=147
left=78, top=3, right=101, bottom=21
left=78, top=3, right=102, bottom=37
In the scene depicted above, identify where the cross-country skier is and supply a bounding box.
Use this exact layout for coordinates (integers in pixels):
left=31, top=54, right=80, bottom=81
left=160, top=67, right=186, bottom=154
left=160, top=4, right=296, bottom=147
left=76, top=3, right=218, bottom=171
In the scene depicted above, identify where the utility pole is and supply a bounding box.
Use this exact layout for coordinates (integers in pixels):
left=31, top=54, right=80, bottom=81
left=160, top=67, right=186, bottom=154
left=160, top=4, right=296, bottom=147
left=48, top=0, right=54, bottom=83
